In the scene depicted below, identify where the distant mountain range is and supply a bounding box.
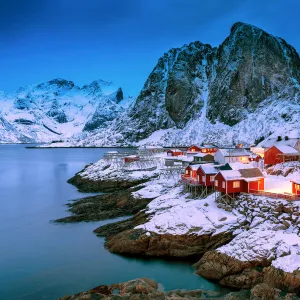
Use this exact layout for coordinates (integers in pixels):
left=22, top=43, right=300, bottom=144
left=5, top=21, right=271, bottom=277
left=0, top=79, right=133, bottom=143
left=1, top=22, right=300, bottom=146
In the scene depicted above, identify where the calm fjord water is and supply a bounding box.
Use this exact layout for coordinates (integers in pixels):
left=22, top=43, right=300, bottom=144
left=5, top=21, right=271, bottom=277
left=0, top=145, right=222, bottom=299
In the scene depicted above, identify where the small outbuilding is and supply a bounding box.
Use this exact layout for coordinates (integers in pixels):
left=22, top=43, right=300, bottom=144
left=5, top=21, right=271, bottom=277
left=124, top=155, right=140, bottom=163
left=167, top=149, right=184, bottom=157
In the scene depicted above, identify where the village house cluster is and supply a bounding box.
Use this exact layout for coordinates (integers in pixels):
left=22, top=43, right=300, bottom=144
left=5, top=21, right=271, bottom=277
left=165, top=138, right=300, bottom=201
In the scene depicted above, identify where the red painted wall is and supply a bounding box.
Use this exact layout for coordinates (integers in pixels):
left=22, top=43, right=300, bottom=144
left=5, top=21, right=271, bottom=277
left=167, top=150, right=183, bottom=157
left=264, top=146, right=283, bottom=165
left=189, top=145, right=218, bottom=154
left=197, top=168, right=215, bottom=186
left=292, top=182, right=300, bottom=195
left=185, top=166, right=197, bottom=178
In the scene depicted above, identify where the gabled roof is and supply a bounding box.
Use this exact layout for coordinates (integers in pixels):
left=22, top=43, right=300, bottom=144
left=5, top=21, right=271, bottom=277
left=218, top=168, right=264, bottom=181
left=292, top=177, right=300, bottom=184
left=217, top=148, right=250, bottom=157
left=168, top=148, right=183, bottom=152
left=189, top=164, right=202, bottom=170
left=259, top=138, right=300, bottom=148
left=274, top=145, right=298, bottom=154
left=239, top=168, right=264, bottom=179
left=200, top=164, right=219, bottom=174
left=194, top=153, right=214, bottom=158
left=219, top=170, right=242, bottom=180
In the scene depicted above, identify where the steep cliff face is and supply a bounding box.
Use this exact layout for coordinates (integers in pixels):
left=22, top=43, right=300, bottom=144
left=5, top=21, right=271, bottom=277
left=125, top=42, right=216, bottom=141
left=73, top=22, right=300, bottom=147
left=208, top=22, right=300, bottom=126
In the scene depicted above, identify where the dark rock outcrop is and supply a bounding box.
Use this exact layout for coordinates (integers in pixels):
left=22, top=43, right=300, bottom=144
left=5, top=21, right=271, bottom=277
left=67, top=172, right=151, bottom=193
left=55, top=191, right=153, bottom=223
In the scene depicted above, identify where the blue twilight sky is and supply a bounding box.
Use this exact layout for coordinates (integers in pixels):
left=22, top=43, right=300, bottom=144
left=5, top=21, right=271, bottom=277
left=0, top=0, right=300, bottom=96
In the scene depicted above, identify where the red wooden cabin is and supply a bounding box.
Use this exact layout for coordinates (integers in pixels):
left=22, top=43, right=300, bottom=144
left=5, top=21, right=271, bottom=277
left=196, top=164, right=218, bottom=187
left=214, top=168, right=264, bottom=195
left=167, top=149, right=184, bottom=157
left=188, top=144, right=218, bottom=154
left=264, top=145, right=299, bottom=165
left=291, top=179, right=300, bottom=196
left=124, top=155, right=140, bottom=163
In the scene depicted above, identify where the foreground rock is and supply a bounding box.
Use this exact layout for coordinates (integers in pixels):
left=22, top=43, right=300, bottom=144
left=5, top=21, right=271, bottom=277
left=59, top=278, right=298, bottom=300
left=55, top=191, right=153, bottom=223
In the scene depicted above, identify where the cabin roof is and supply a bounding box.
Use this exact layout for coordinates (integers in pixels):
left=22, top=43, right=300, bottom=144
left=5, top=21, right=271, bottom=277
left=194, top=153, right=214, bottom=158
left=125, top=155, right=139, bottom=158
left=239, top=168, right=264, bottom=179
left=168, top=148, right=183, bottom=152
left=189, top=164, right=202, bottom=170
left=219, top=168, right=264, bottom=181
left=229, top=162, right=253, bottom=170
left=219, top=170, right=242, bottom=180
left=200, top=164, right=219, bottom=174
left=259, top=138, right=299, bottom=148
left=217, top=148, right=250, bottom=157
left=292, top=178, right=300, bottom=184
left=274, top=145, right=298, bottom=154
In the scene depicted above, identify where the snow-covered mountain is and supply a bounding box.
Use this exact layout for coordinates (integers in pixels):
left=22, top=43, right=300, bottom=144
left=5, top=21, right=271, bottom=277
left=73, top=22, right=300, bottom=147
left=0, top=79, right=134, bottom=143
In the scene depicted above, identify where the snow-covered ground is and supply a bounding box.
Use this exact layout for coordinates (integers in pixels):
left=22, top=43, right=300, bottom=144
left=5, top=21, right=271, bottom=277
left=78, top=152, right=300, bottom=274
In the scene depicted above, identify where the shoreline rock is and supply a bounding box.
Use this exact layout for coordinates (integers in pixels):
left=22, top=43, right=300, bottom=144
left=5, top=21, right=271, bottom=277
left=55, top=191, right=153, bottom=223
left=67, top=172, right=151, bottom=193
left=59, top=277, right=299, bottom=300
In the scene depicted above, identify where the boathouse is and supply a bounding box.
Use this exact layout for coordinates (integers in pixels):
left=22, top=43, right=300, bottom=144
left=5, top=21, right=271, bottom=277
left=167, top=149, right=184, bottom=157
left=264, top=145, right=299, bottom=165
left=196, top=164, right=219, bottom=187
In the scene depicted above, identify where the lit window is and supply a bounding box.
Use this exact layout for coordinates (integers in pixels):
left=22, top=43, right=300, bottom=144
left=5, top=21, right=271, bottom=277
left=185, top=170, right=189, bottom=175
left=202, top=176, right=205, bottom=182
left=197, top=175, right=200, bottom=181
left=215, top=180, right=218, bottom=187
left=210, top=176, right=215, bottom=182
left=296, top=184, right=300, bottom=190
left=202, top=149, right=207, bottom=153
left=222, top=182, right=225, bottom=189
left=233, top=181, right=240, bottom=188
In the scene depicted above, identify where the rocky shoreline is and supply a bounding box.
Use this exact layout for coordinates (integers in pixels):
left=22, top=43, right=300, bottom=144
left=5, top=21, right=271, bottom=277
left=59, top=277, right=298, bottom=299
left=61, top=157, right=300, bottom=299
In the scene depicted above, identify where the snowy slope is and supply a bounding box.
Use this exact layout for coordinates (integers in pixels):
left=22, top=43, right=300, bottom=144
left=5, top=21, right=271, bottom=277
left=68, top=22, right=300, bottom=147
left=0, top=79, right=134, bottom=143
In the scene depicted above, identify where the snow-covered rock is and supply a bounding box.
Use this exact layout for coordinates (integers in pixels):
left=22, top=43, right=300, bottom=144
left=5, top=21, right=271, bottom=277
left=0, top=78, right=134, bottom=143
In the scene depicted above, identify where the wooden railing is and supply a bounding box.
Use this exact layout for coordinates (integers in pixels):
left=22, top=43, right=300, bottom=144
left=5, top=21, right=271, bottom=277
left=247, top=190, right=300, bottom=201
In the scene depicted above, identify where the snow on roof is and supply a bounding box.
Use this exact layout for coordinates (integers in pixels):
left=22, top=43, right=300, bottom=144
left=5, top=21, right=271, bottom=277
left=168, top=148, right=183, bottom=152
left=229, top=162, right=253, bottom=170
left=220, top=170, right=242, bottom=180
left=189, top=164, right=202, bottom=170
left=125, top=155, right=139, bottom=158
left=292, top=177, right=300, bottom=184
left=194, top=153, right=213, bottom=158
left=259, top=138, right=299, bottom=148
left=189, top=144, right=216, bottom=149
left=275, top=145, right=299, bottom=154
left=200, top=164, right=219, bottom=174
left=239, top=168, right=264, bottom=179
left=219, top=168, right=264, bottom=181
left=218, top=148, right=250, bottom=157
left=107, top=151, right=119, bottom=154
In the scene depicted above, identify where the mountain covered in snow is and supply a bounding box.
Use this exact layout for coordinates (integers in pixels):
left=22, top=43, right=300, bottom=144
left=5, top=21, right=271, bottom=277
left=73, top=22, right=300, bottom=147
left=0, top=79, right=133, bottom=143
